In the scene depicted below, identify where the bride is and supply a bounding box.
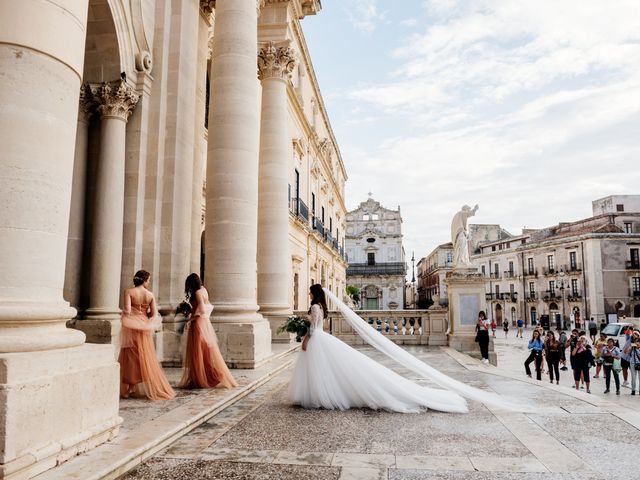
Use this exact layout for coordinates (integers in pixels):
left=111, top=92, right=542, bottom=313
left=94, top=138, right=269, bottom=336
left=289, top=284, right=524, bottom=413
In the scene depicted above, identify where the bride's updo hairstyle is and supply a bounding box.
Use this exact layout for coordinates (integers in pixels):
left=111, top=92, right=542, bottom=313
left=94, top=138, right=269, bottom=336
left=133, top=270, right=150, bottom=286
left=309, top=284, right=328, bottom=319
left=184, top=273, right=203, bottom=305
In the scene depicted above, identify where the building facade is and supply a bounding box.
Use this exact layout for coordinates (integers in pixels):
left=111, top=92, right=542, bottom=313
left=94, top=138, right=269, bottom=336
left=469, top=196, right=640, bottom=327
left=417, top=243, right=454, bottom=309
left=0, top=1, right=346, bottom=478
left=345, top=197, right=407, bottom=310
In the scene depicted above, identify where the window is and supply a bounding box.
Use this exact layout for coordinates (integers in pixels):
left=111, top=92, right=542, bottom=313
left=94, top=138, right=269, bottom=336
left=329, top=217, right=333, bottom=234
left=321, top=206, right=325, bottom=224
left=571, top=278, right=579, bottom=296
left=547, top=255, right=555, bottom=271
left=549, top=280, right=556, bottom=295
left=624, top=222, right=633, bottom=233
left=492, top=246, right=496, bottom=252
left=529, top=282, right=535, bottom=295
left=569, top=251, right=577, bottom=270
left=446, top=252, right=453, bottom=263
left=510, top=284, right=515, bottom=294
left=366, top=237, right=375, bottom=243
left=494, top=263, right=499, bottom=275
left=311, top=192, right=316, bottom=215
left=294, top=169, right=300, bottom=200
left=508, top=261, right=514, bottom=276
left=367, top=252, right=375, bottom=265
left=631, top=248, right=640, bottom=266
left=495, top=285, right=500, bottom=296
left=481, top=265, right=486, bottom=275
left=616, top=204, right=624, bottom=212
left=633, top=277, right=640, bottom=294
left=527, top=257, right=534, bottom=274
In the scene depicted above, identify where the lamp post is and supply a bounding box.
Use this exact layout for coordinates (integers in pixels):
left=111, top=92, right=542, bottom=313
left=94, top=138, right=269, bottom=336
left=411, top=251, right=416, bottom=309
left=559, top=271, right=567, bottom=330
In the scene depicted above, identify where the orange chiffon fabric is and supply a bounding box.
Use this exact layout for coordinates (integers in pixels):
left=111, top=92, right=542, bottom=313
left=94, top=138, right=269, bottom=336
left=119, top=304, right=176, bottom=400
left=179, top=303, right=238, bottom=389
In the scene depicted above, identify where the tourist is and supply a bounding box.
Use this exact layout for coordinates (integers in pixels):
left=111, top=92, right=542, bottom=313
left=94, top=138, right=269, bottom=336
left=599, top=318, right=607, bottom=333
left=179, top=273, right=238, bottom=390
left=491, top=320, right=497, bottom=338
left=601, top=338, right=621, bottom=394
left=119, top=270, right=175, bottom=400
left=503, top=320, right=509, bottom=339
left=516, top=318, right=524, bottom=338
left=558, top=329, right=568, bottom=371
left=588, top=317, right=598, bottom=343
left=524, top=329, right=544, bottom=380
left=620, top=326, right=633, bottom=388
left=571, top=335, right=593, bottom=393
left=593, top=332, right=607, bottom=379
left=623, top=330, right=640, bottom=395
left=475, top=311, right=491, bottom=364
left=566, top=329, right=580, bottom=384
left=544, top=331, right=561, bottom=384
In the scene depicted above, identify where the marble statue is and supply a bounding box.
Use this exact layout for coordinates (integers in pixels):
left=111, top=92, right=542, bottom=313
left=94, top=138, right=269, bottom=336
left=451, top=204, right=479, bottom=269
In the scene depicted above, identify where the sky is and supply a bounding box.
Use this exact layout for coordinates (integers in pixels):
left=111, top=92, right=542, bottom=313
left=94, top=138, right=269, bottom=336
left=301, top=0, right=640, bottom=270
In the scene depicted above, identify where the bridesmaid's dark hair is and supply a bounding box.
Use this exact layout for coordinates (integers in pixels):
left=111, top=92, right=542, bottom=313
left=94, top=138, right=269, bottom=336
left=309, top=284, right=328, bottom=319
left=133, top=270, right=150, bottom=286
left=184, top=273, right=203, bottom=305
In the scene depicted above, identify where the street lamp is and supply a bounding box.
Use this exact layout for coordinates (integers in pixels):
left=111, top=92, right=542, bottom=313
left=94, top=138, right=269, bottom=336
left=558, top=271, right=567, bottom=330
left=411, top=251, right=416, bottom=309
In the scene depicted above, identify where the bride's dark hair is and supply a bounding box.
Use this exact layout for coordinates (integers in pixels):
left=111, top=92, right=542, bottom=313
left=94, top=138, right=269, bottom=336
left=184, top=273, right=203, bottom=305
left=309, top=284, right=328, bottom=319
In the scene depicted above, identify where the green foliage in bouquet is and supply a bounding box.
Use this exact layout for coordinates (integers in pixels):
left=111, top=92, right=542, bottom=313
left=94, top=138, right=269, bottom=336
left=277, top=315, right=310, bottom=342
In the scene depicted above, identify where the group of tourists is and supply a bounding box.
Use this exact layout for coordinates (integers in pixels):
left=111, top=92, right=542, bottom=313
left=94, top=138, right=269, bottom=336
left=523, top=323, right=640, bottom=396
left=119, top=270, right=238, bottom=401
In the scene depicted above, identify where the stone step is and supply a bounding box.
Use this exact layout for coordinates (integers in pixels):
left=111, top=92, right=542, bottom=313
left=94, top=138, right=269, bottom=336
left=32, top=344, right=299, bottom=480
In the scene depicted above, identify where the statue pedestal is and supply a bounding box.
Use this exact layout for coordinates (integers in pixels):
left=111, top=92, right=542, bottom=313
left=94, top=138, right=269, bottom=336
left=445, top=269, right=497, bottom=365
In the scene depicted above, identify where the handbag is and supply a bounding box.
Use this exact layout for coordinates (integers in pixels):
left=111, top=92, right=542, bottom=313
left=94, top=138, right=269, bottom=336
left=612, top=358, right=622, bottom=372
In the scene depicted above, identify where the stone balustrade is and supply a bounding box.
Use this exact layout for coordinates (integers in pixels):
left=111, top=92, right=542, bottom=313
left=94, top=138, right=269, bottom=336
left=293, top=309, right=448, bottom=346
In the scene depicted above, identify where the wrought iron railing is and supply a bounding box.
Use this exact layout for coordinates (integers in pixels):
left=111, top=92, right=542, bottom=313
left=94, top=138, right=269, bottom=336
left=346, top=262, right=407, bottom=276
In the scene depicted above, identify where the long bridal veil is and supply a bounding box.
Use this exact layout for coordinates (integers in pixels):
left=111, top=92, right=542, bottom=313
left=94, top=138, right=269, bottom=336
left=323, top=289, right=529, bottom=411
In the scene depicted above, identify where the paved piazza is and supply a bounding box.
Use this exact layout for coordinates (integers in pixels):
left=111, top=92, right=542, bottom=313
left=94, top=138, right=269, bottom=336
left=120, top=341, right=640, bottom=480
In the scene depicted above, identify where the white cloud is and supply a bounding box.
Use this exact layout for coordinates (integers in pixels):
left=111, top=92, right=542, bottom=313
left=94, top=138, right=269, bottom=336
left=342, top=0, right=385, bottom=33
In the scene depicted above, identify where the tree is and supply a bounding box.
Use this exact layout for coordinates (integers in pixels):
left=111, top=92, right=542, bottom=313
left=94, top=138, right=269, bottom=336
left=345, top=285, right=360, bottom=305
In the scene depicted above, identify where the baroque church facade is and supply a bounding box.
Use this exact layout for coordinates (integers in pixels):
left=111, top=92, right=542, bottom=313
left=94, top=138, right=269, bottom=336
left=0, top=1, right=347, bottom=478
left=345, top=197, right=407, bottom=310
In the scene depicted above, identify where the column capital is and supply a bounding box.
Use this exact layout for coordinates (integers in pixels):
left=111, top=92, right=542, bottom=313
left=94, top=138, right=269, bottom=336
left=258, top=42, right=296, bottom=81
left=200, top=0, right=215, bottom=17
left=89, top=80, right=139, bottom=121
left=78, top=83, right=95, bottom=124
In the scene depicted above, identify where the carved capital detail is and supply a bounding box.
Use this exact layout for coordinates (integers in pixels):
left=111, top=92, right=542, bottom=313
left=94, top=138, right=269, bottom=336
left=89, top=80, right=140, bottom=121
left=200, top=0, right=215, bottom=16
left=257, top=42, right=297, bottom=81
left=78, top=83, right=96, bottom=124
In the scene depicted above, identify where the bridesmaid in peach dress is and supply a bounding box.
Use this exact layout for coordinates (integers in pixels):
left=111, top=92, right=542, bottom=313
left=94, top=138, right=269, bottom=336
left=179, top=273, right=238, bottom=389
left=119, top=270, right=175, bottom=400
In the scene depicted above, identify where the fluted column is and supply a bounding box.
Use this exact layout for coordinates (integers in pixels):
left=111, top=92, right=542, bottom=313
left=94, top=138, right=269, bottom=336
left=205, top=0, right=271, bottom=368
left=0, top=1, right=121, bottom=476
left=64, top=84, right=94, bottom=309
left=83, top=80, right=139, bottom=343
left=257, top=42, right=296, bottom=341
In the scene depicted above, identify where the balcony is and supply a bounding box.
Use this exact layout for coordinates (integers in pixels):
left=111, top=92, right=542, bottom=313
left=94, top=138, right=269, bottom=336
left=525, top=294, right=537, bottom=302
left=346, top=262, right=407, bottom=276
left=565, top=263, right=582, bottom=273
left=542, top=290, right=561, bottom=302
left=567, top=293, right=582, bottom=302
left=543, top=267, right=557, bottom=276
left=289, top=197, right=309, bottom=223
left=490, top=272, right=501, bottom=279
left=523, top=269, right=538, bottom=278
left=504, top=292, right=518, bottom=302
left=503, top=271, right=517, bottom=279
left=631, top=289, right=640, bottom=300
left=626, top=260, right=640, bottom=270
left=312, top=217, right=324, bottom=236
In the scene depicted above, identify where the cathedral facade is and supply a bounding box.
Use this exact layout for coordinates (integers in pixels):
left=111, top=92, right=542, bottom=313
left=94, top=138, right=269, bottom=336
left=0, top=1, right=346, bottom=478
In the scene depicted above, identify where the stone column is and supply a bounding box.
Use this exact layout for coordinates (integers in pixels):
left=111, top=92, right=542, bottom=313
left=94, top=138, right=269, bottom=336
left=81, top=80, right=139, bottom=345
left=64, top=84, right=94, bottom=308
left=257, top=42, right=296, bottom=342
left=205, top=0, right=271, bottom=368
left=0, top=1, right=121, bottom=478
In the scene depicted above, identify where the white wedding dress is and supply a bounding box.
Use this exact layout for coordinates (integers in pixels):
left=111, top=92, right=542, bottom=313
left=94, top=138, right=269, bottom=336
left=289, top=289, right=526, bottom=414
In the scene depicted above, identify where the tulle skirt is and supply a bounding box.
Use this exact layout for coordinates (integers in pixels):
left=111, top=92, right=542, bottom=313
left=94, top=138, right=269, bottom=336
left=289, top=330, right=468, bottom=413
left=119, top=311, right=176, bottom=400
left=178, top=314, right=238, bottom=389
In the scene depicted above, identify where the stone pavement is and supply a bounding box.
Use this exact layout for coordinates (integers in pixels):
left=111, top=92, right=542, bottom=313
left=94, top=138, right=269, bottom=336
left=118, top=339, right=640, bottom=480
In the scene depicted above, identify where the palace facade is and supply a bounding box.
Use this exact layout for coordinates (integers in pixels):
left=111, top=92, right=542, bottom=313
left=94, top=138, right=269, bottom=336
left=0, top=1, right=347, bottom=478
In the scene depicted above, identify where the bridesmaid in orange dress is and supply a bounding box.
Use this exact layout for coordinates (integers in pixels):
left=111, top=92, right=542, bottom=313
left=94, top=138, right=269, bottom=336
left=119, top=270, right=175, bottom=400
left=179, top=273, right=238, bottom=389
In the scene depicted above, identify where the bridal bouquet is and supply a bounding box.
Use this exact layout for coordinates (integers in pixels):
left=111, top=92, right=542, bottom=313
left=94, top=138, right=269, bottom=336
left=175, top=301, right=192, bottom=318
left=277, top=315, right=310, bottom=342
